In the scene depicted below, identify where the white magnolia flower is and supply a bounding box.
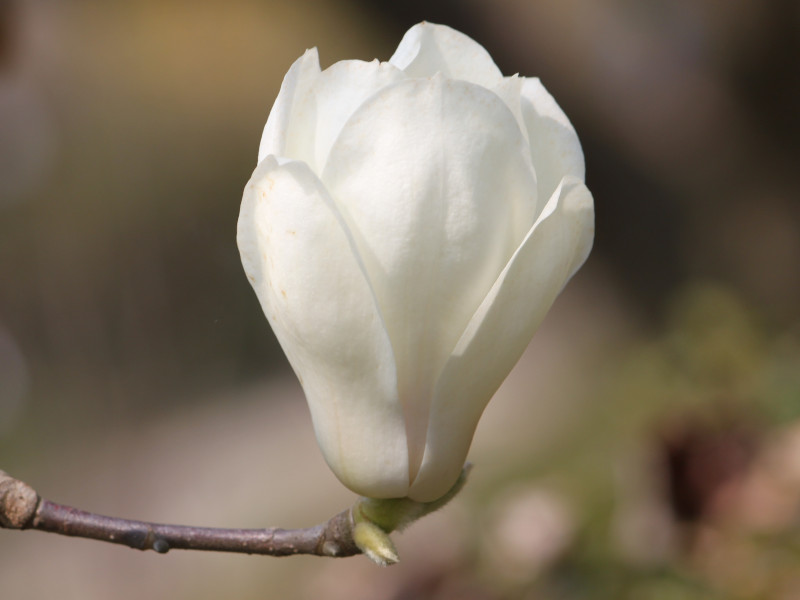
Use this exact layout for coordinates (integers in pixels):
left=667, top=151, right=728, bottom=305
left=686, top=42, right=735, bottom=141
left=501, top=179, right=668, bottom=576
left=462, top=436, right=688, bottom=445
left=238, top=22, right=594, bottom=502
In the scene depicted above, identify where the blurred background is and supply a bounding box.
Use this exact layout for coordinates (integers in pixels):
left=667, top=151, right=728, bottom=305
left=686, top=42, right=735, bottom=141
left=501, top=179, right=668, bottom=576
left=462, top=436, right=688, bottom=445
left=1, top=0, right=799, bottom=598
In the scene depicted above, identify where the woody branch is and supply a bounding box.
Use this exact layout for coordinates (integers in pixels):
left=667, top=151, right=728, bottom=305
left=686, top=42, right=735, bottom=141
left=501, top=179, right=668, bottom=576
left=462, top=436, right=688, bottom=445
left=0, top=470, right=360, bottom=558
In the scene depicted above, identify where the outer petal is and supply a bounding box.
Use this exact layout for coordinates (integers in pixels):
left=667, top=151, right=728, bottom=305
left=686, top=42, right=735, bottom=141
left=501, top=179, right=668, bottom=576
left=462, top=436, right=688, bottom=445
left=389, top=22, right=503, bottom=88
left=258, top=48, right=321, bottom=163
left=520, top=78, right=586, bottom=208
left=408, top=176, right=594, bottom=501
left=237, top=156, right=409, bottom=498
left=322, top=75, right=537, bottom=482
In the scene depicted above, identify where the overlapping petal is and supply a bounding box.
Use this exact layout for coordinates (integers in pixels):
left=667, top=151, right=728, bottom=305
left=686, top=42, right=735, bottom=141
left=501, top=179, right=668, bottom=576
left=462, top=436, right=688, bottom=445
left=322, top=75, right=538, bottom=481
left=258, top=48, right=321, bottom=163
left=490, top=75, right=532, bottom=163
left=298, top=59, right=407, bottom=173
left=238, top=157, right=409, bottom=498
left=390, top=22, right=503, bottom=88
left=520, top=78, right=585, bottom=208
left=259, top=52, right=407, bottom=173
left=408, top=177, right=594, bottom=501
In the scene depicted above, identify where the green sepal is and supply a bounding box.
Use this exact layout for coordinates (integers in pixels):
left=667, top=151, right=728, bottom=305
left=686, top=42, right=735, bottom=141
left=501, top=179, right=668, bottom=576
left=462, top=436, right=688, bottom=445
left=351, top=463, right=471, bottom=565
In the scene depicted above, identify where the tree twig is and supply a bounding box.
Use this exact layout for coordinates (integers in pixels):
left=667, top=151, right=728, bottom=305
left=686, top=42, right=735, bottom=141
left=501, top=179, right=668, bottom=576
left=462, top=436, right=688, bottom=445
left=0, top=470, right=359, bottom=558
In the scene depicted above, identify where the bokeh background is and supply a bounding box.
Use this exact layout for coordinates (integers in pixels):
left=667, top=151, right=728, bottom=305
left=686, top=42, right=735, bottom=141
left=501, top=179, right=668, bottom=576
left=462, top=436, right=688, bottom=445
left=1, top=1, right=799, bottom=598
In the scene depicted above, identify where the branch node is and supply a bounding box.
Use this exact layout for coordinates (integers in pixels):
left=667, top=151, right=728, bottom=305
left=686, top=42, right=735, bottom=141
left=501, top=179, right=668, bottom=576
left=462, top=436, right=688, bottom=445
left=321, top=541, right=340, bottom=556
left=0, top=470, right=39, bottom=529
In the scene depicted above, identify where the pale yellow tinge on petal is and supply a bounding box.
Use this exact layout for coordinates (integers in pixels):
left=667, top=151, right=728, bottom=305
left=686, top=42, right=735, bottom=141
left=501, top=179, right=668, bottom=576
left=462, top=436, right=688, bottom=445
left=238, top=157, right=410, bottom=498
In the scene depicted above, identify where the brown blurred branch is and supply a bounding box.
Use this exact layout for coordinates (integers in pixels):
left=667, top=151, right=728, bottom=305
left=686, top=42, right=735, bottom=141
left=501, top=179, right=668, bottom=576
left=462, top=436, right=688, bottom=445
left=0, top=470, right=359, bottom=558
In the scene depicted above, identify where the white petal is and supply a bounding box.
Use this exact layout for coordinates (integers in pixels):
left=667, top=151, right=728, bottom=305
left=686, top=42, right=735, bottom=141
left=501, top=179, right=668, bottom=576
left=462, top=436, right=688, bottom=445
left=305, top=59, right=406, bottom=173
left=520, top=78, right=585, bottom=207
left=322, top=76, right=537, bottom=482
left=237, top=157, right=409, bottom=498
left=263, top=57, right=406, bottom=173
left=389, top=22, right=503, bottom=88
left=491, top=75, right=531, bottom=163
left=408, top=176, right=594, bottom=502
left=258, top=49, right=321, bottom=164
